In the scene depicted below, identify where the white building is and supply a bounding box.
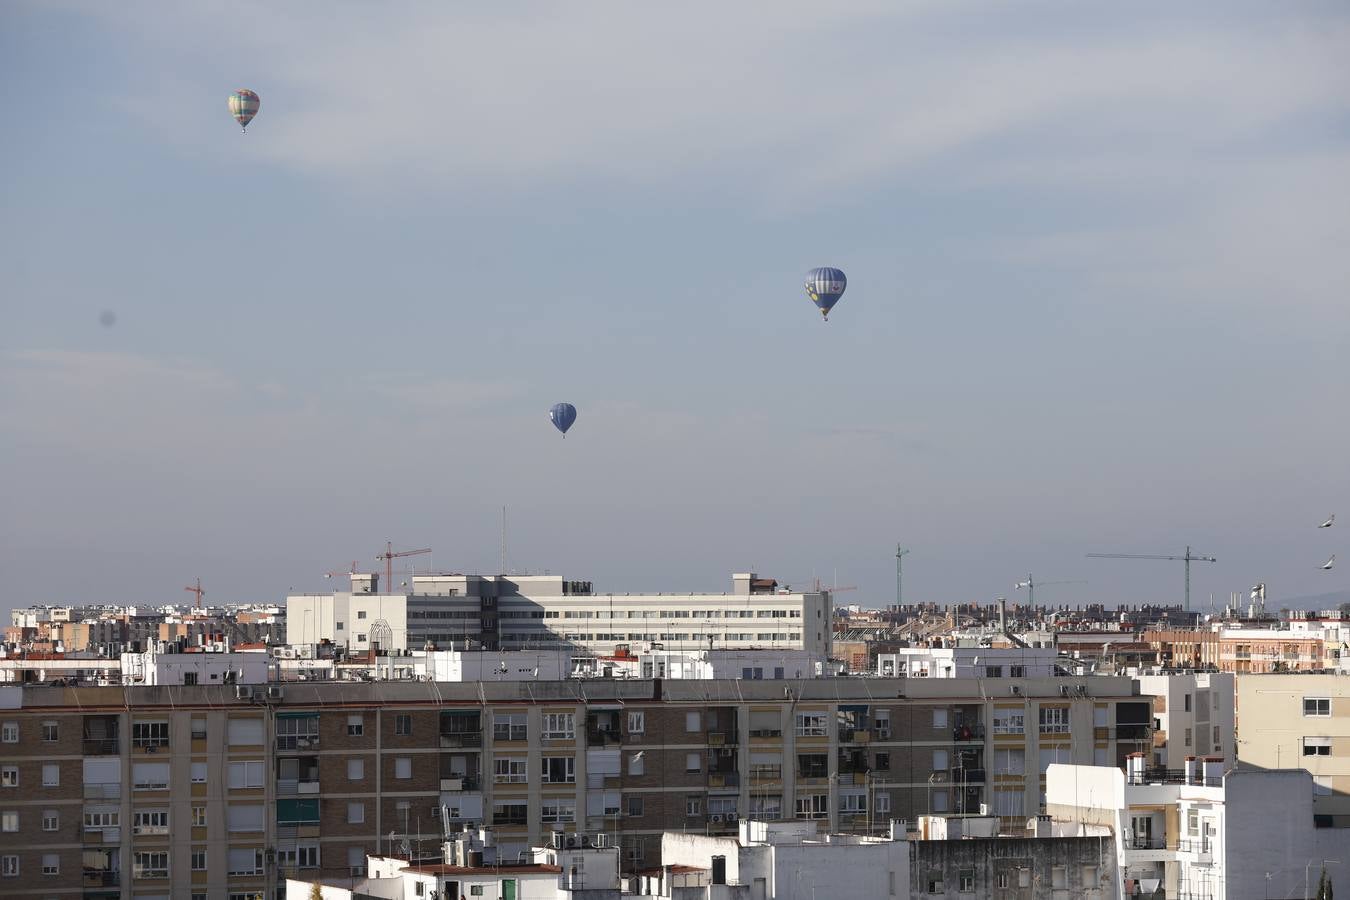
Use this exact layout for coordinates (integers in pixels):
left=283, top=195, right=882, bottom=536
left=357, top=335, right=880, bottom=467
left=287, top=572, right=832, bottom=660
left=118, top=645, right=272, bottom=685
left=1046, top=759, right=1344, bottom=900
left=1135, top=671, right=1235, bottom=767
left=876, top=645, right=1058, bottom=679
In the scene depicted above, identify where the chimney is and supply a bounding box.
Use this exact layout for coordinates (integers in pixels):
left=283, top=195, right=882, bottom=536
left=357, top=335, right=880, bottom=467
left=1202, top=756, right=1223, bottom=786
left=1000, top=598, right=1008, bottom=634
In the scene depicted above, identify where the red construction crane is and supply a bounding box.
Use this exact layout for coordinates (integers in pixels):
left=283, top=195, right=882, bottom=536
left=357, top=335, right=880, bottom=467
left=324, top=561, right=360, bottom=580
left=184, top=578, right=204, bottom=609
left=377, top=542, right=430, bottom=593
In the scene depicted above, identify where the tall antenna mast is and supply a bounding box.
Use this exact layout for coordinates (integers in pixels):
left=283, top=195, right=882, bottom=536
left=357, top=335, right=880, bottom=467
left=895, top=545, right=910, bottom=607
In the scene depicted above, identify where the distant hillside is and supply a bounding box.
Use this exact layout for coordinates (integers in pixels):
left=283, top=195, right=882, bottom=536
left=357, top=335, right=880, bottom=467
left=1272, top=589, right=1350, bottom=612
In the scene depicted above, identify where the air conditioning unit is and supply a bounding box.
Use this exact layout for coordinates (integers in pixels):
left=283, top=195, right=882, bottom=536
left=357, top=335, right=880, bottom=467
left=877, top=729, right=891, bottom=739
left=564, top=834, right=580, bottom=849
left=266, top=686, right=284, bottom=700
left=1010, top=685, right=1022, bottom=696
left=710, top=814, right=725, bottom=824
left=234, top=686, right=254, bottom=700
left=726, top=813, right=738, bottom=823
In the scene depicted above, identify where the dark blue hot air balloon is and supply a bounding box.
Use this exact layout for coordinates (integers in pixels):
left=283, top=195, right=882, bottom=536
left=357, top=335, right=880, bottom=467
left=549, top=402, right=577, bottom=437
left=804, top=267, right=847, bottom=320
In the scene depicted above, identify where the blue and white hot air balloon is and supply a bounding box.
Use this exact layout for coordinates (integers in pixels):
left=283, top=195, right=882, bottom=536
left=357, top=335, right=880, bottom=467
left=804, top=267, right=847, bottom=320
left=549, top=403, right=577, bottom=437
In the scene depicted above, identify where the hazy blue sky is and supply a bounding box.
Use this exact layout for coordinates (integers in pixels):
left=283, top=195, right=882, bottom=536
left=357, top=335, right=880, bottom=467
left=3, top=2, right=1349, bottom=615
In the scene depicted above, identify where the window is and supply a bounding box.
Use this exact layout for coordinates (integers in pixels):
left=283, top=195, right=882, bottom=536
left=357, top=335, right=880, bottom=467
left=0, top=811, right=15, bottom=832
left=933, top=709, right=948, bottom=729
left=926, top=874, right=944, bottom=894
left=795, top=794, right=828, bottom=819
left=492, top=801, right=528, bottom=825
left=543, top=713, right=575, bottom=740
left=1, top=856, right=16, bottom=877
left=227, top=761, right=265, bottom=789
left=227, top=848, right=264, bottom=876
left=875, top=792, right=891, bottom=814
left=629, top=752, right=645, bottom=776
left=348, top=758, right=365, bottom=781
left=133, top=761, right=169, bottom=789
left=85, top=809, right=119, bottom=829
left=494, top=712, right=527, bottom=741
left=1213, top=725, right=1221, bottom=749
left=191, top=761, right=208, bottom=783
left=543, top=756, right=575, bottom=783
left=194, top=894, right=208, bottom=900
left=984, top=665, right=1003, bottom=677
left=1051, top=865, right=1067, bottom=889
left=1184, top=693, right=1192, bottom=712
left=42, top=763, right=59, bottom=786
left=795, top=712, right=827, bottom=736
left=0, top=722, right=16, bottom=743
left=997, top=873, right=1009, bottom=889
left=227, top=717, right=263, bottom=746
left=959, top=870, right=975, bottom=891
left=874, top=751, right=890, bottom=770
left=931, top=789, right=949, bottom=813
left=133, top=809, right=170, bottom=835
left=1039, top=707, right=1070, bottom=734
left=686, top=752, right=701, bottom=773
left=1304, top=736, right=1332, bottom=756
left=42, top=809, right=57, bottom=831
left=192, top=806, right=206, bottom=827
left=932, top=749, right=948, bottom=772
left=395, top=714, right=412, bottom=735
left=686, top=711, right=702, bottom=732
left=494, top=757, right=528, bottom=783
left=628, top=711, right=645, bottom=734
left=134, top=850, right=169, bottom=878
left=345, top=846, right=365, bottom=875
left=1304, top=697, right=1331, bottom=717
left=993, top=710, right=1025, bottom=734
left=0, top=767, right=15, bottom=788
left=41, top=721, right=58, bottom=742
left=395, top=757, right=413, bottom=779
left=1184, top=727, right=1192, bottom=747
left=190, top=717, right=207, bottom=739
left=335, top=621, right=344, bottom=630
left=541, top=802, right=575, bottom=823
left=41, top=853, right=58, bottom=876
left=227, top=803, right=264, bottom=832
left=628, top=795, right=644, bottom=817
left=347, top=715, right=364, bottom=736
left=192, top=849, right=207, bottom=871
left=1083, top=865, right=1098, bottom=885
left=1018, top=868, right=1031, bottom=888
left=357, top=610, right=367, bottom=619
left=132, top=720, right=170, bottom=749
left=1010, top=665, right=1025, bottom=678
left=348, top=802, right=365, bottom=824
left=686, top=796, right=703, bottom=816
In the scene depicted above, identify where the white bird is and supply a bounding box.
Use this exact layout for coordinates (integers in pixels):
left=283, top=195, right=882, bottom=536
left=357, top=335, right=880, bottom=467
left=1321, top=554, right=1336, bottom=571
left=1319, top=514, right=1335, bottom=529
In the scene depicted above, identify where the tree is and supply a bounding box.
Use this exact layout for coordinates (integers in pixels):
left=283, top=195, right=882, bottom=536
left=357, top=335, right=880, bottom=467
left=1317, top=867, right=1334, bottom=900
left=309, top=882, right=324, bottom=900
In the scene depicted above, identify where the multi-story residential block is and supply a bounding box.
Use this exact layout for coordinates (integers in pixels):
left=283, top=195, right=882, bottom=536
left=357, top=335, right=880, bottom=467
left=1135, top=671, right=1235, bottom=768
left=1236, top=672, right=1350, bottom=827
left=0, top=673, right=1160, bottom=897
left=287, top=572, right=832, bottom=659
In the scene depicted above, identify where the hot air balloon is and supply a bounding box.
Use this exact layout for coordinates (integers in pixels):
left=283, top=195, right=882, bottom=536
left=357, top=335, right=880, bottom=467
left=549, top=403, right=577, bottom=437
left=228, top=89, right=260, bottom=132
left=804, top=267, right=847, bottom=320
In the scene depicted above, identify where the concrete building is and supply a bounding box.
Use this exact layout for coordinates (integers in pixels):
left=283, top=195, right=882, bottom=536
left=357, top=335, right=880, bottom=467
left=119, top=645, right=273, bottom=686
left=287, top=572, right=832, bottom=660
left=0, top=675, right=1154, bottom=896
left=1236, top=672, right=1350, bottom=826
left=1135, top=671, right=1235, bottom=768
left=876, top=646, right=1059, bottom=680
left=1046, top=760, right=1344, bottom=900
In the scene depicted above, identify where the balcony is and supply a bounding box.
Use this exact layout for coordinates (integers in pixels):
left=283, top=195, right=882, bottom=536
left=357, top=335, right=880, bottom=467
left=82, top=738, right=120, bottom=755
left=83, top=870, right=121, bottom=887
left=750, top=765, right=782, bottom=784
left=276, top=734, right=319, bottom=752
left=440, top=775, right=480, bottom=791
left=276, top=779, right=321, bottom=797
left=708, top=731, right=739, bottom=746
left=83, top=782, right=121, bottom=801
left=838, top=728, right=872, bottom=744
left=952, top=724, right=985, bottom=742
left=1127, top=769, right=1221, bottom=787
left=587, top=729, right=621, bottom=746
left=708, top=772, right=740, bottom=790
left=950, top=767, right=986, bottom=784
left=1127, top=836, right=1168, bottom=851
left=439, top=731, right=482, bottom=748
left=750, top=728, right=782, bottom=739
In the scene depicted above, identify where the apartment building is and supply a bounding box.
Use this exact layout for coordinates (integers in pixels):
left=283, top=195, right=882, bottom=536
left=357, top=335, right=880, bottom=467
left=1236, top=672, right=1350, bottom=826
left=286, top=572, right=832, bottom=659
left=0, top=675, right=1152, bottom=898
left=1135, top=671, right=1235, bottom=768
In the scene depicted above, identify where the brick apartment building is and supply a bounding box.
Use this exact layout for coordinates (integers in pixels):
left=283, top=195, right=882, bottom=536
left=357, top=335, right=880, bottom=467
left=0, top=675, right=1153, bottom=898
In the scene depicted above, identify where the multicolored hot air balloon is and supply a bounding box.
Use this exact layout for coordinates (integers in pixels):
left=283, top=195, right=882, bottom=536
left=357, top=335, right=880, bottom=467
left=804, top=267, right=847, bottom=321
left=228, top=89, right=260, bottom=132
left=549, top=403, right=577, bottom=437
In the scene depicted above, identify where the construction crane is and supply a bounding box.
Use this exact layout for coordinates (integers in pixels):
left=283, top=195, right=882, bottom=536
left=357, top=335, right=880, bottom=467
left=324, top=561, right=360, bottom=580
left=1085, top=546, right=1216, bottom=612
left=377, top=542, right=431, bottom=593
left=1013, top=574, right=1087, bottom=606
left=183, top=578, right=204, bottom=609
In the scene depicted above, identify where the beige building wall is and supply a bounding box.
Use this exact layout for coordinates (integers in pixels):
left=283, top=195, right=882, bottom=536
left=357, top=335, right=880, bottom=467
left=1236, top=673, right=1350, bottom=825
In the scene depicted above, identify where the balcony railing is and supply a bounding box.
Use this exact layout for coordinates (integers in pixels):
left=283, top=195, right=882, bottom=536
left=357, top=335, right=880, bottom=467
left=439, top=731, right=482, bottom=748
left=276, top=735, right=320, bottom=752
left=750, top=728, right=782, bottom=738
left=82, top=870, right=121, bottom=887
left=82, top=738, right=120, bottom=755
left=838, top=728, right=872, bottom=743
left=440, top=775, right=480, bottom=791
left=950, top=767, right=986, bottom=784
left=750, top=765, right=782, bottom=782
left=1127, top=769, right=1221, bottom=787
left=708, top=772, right=740, bottom=789
left=587, top=729, right=621, bottom=745
left=1127, top=836, right=1167, bottom=850
left=83, top=782, right=122, bottom=800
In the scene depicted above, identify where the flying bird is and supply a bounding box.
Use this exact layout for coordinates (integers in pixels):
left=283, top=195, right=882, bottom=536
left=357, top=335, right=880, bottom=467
left=1319, top=514, right=1335, bottom=528
left=1320, top=554, right=1336, bottom=571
